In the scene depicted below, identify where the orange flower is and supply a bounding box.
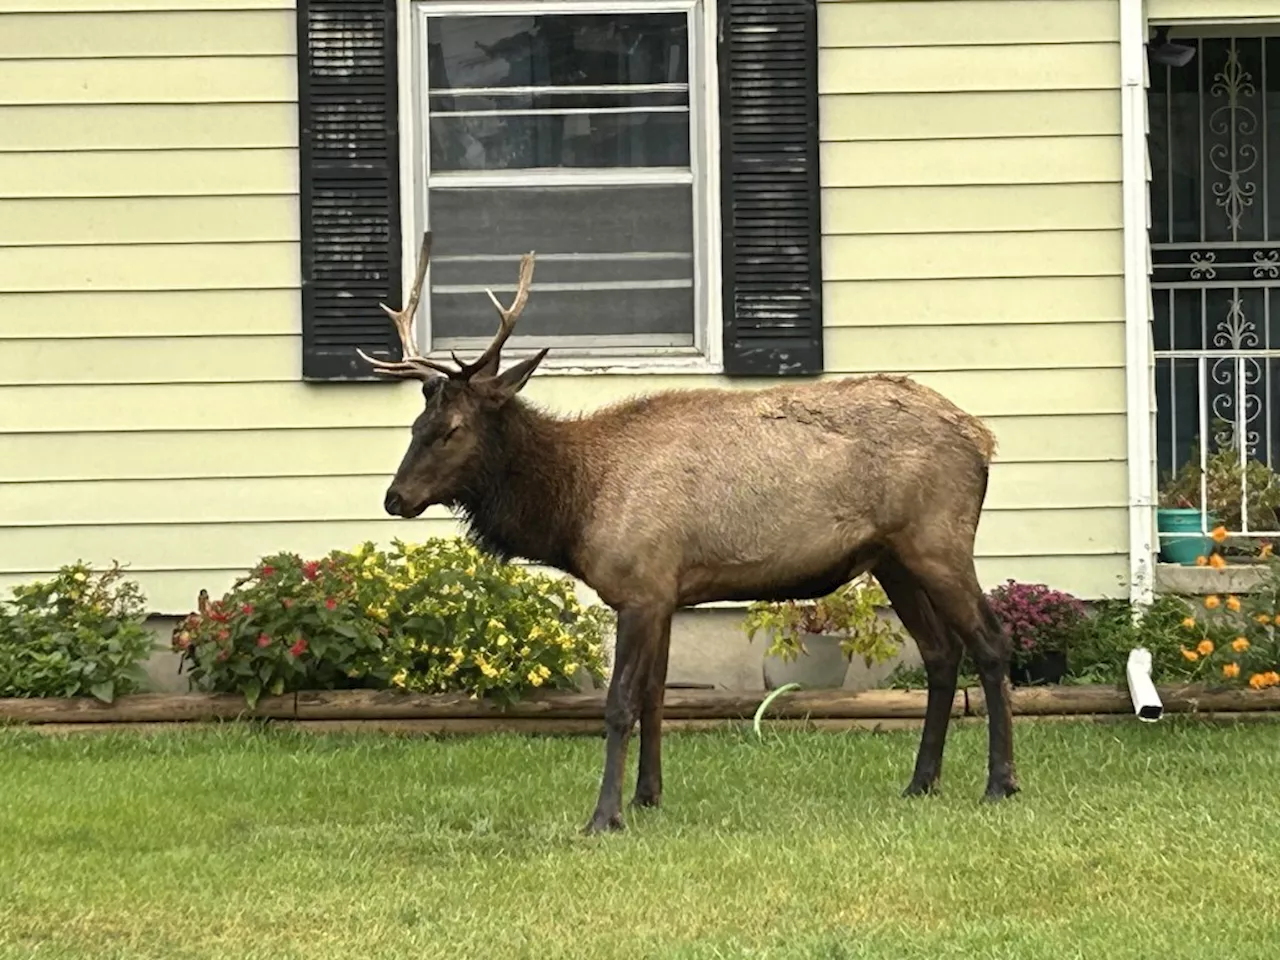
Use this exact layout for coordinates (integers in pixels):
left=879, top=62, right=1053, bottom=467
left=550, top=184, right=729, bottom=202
left=1209, top=553, right=1228, bottom=570
left=1257, top=614, right=1273, bottom=625
left=1267, top=671, right=1280, bottom=688
left=1233, top=637, right=1251, bottom=653
left=1195, top=554, right=1209, bottom=567
left=1224, top=662, right=1241, bottom=678
left=1204, top=595, right=1221, bottom=609
left=1261, top=542, right=1274, bottom=558
left=1272, top=614, right=1280, bottom=625
left=1182, top=616, right=1198, bottom=630
left=1181, top=647, right=1200, bottom=662
left=1250, top=673, right=1268, bottom=690
left=1197, top=639, right=1215, bottom=656
left=1227, top=595, right=1241, bottom=611
left=1212, top=525, right=1229, bottom=543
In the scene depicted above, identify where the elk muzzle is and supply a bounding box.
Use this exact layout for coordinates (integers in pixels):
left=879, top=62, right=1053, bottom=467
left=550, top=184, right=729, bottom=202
left=383, top=486, right=428, bottom=519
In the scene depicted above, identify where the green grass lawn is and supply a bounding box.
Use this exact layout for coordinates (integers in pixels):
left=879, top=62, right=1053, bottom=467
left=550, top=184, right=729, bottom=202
left=1, top=719, right=1278, bottom=960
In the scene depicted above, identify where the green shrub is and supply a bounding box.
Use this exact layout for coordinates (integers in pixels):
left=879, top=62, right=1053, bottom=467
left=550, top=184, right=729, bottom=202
left=741, top=574, right=905, bottom=669
left=0, top=562, right=156, bottom=702
left=173, top=538, right=611, bottom=706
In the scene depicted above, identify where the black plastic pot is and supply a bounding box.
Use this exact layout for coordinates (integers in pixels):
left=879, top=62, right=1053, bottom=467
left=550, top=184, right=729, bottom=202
left=1010, top=650, right=1068, bottom=687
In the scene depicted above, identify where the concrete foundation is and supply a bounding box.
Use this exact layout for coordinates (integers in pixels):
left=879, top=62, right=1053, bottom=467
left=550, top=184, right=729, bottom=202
left=140, top=606, right=924, bottom=694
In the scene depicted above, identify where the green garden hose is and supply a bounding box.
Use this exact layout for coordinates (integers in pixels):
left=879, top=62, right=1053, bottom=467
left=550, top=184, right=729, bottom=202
left=752, top=682, right=802, bottom=738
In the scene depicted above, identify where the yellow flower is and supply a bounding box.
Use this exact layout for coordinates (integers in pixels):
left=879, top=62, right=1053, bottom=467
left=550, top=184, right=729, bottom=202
left=537, top=664, right=551, bottom=679
left=1204, top=595, right=1221, bottom=610
left=1224, top=662, right=1241, bottom=678
left=1226, top=595, right=1241, bottom=612
left=73, top=572, right=87, bottom=582
left=391, top=669, right=408, bottom=688
left=1181, top=617, right=1198, bottom=630
left=1181, top=647, right=1200, bottom=662
left=1262, top=542, right=1274, bottom=558
left=1212, top=525, right=1229, bottom=544
left=1197, top=639, right=1214, bottom=656
left=1233, top=637, right=1250, bottom=653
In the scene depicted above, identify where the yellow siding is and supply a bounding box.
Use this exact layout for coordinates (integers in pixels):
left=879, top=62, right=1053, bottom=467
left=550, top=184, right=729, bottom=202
left=816, top=0, right=1127, bottom=597
left=0, top=0, right=1131, bottom=614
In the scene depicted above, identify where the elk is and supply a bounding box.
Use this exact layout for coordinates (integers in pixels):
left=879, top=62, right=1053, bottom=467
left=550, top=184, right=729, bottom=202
left=359, top=232, right=1019, bottom=834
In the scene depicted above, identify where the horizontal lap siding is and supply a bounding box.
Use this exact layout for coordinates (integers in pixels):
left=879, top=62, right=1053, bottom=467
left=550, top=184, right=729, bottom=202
left=0, top=1, right=1128, bottom=615
left=817, top=0, right=1127, bottom=599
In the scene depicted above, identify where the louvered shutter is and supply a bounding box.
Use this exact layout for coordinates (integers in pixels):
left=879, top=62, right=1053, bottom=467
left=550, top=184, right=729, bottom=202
left=296, top=0, right=403, bottom=380
left=717, top=0, right=824, bottom=376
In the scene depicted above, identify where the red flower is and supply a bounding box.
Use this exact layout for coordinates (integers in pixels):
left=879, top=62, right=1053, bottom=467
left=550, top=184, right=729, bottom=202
left=209, top=608, right=229, bottom=624
left=260, top=565, right=276, bottom=579
left=173, top=634, right=191, bottom=651
left=217, top=629, right=230, bottom=644
left=241, top=603, right=254, bottom=616
left=282, top=598, right=294, bottom=609
left=257, top=634, right=272, bottom=648
left=216, top=649, right=229, bottom=662
left=289, top=637, right=308, bottom=657
left=325, top=597, right=337, bottom=611
left=303, top=561, right=320, bottom=581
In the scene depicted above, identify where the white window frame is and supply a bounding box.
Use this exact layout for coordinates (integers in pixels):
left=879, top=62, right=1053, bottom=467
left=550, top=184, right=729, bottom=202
left=397, top=0, right=723, bottom=376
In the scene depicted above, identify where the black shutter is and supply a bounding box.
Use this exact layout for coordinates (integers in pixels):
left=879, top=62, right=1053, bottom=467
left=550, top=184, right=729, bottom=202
left=718, top=0, right=823, bottom=377
left=296, top=0, right=402, bottom=381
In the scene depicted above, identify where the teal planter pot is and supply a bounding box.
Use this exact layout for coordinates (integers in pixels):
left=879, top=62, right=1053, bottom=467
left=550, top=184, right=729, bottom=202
left=1157, top=507, right=1217, bottom=565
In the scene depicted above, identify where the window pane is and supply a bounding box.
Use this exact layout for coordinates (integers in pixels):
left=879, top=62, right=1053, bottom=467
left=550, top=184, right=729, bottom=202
left=429, top=110, right=689, bottom=170
left=427, top=184, right=694, bottom=342
left=426, top=14, right=689, bottom=91
left=425, top=13, right=690, bottom=171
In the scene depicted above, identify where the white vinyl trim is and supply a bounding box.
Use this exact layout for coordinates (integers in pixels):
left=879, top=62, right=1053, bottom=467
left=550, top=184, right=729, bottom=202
left=403, top=0, right=722, bottom=375
left=1121, top=0, right=1156, bottom=607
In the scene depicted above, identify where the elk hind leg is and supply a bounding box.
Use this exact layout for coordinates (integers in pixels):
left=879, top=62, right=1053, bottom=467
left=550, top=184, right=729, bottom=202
left=892, top=542, right=1019, bottom=801
left=875, top=555, right=962, bottom=796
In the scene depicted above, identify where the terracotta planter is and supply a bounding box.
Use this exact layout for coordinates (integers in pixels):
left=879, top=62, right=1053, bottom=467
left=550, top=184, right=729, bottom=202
left=762, top=632, right=851, bottom=690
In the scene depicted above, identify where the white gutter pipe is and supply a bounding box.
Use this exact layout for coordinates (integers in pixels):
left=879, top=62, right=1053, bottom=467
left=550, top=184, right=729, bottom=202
left=1120, top=0, right=1157, bottom=611
left=1126, top=647, right=1163, bottom=721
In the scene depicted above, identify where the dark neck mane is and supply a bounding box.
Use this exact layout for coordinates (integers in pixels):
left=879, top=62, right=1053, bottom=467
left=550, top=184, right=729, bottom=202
left=452, top=400, right=591, bottom=578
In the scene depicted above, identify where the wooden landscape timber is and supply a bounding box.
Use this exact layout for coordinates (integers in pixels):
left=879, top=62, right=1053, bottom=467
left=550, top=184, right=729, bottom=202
left=3, top=685, right=1280, bottom=736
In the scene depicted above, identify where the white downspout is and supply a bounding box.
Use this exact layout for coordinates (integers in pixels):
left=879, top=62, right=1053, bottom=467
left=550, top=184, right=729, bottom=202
left=1121, top=0, right=1156, bottom=611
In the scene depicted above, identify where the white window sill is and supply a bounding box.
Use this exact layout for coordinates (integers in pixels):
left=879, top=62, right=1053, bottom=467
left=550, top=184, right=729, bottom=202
left=428, top=350, right=724, bottom=377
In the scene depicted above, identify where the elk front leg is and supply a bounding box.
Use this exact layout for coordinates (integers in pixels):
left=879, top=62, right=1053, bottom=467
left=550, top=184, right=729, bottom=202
left=633, top=619, right=672, bottom=809
left=585, top=605, right=664, bottom=834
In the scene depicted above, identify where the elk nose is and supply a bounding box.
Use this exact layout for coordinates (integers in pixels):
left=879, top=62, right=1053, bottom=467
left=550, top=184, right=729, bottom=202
left=383, top=489, right=404, bottom=516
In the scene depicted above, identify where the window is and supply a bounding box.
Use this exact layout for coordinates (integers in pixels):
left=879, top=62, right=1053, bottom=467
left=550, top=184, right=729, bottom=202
left=412, top=4, right=710, bottom=364
left=295, top=0, right=823, bottom=381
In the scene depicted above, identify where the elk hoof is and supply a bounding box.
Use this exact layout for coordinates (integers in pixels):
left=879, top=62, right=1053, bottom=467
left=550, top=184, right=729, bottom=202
left=902, top=778, right=938, bottom=798
left=630, top=789, right=662, bottom=809
left=982, top=778, right=1020, bottom=803
left=583, top=811, right=626, bottom=835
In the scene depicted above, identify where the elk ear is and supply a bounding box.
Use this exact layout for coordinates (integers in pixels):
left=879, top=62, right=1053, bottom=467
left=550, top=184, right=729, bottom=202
left=476, top=348, right=549, bottom=407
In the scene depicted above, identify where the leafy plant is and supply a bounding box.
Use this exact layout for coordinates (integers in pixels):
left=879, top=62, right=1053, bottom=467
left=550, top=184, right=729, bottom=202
left=882, top=661, right=980, bottom=691
left=171, top=549, right=398, bottom=708
left=0, top=561, right=156, bottom=702
left=1065, top=595, right=1196, bottom=685
left=742, top=574, right=906, bottom=668
left=1172, top=531, right=1280, bottom=689
left=173, top=538, right=611, bottom=707
left=1159, top=433, right=1280, bottom=540
left=985, top=580, right=1086, bottom=666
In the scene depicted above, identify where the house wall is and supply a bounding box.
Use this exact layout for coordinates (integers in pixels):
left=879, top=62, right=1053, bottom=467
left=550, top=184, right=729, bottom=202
left=0, top=0, right=1128, bottom=635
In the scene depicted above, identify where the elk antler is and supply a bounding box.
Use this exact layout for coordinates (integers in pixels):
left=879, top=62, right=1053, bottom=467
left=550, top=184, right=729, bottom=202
left=454, top=251, right=536, bottom=380
left=356, top=231, right=458, bottom=380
